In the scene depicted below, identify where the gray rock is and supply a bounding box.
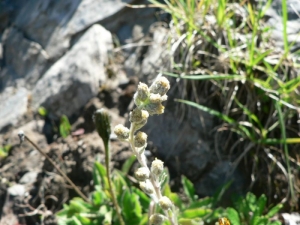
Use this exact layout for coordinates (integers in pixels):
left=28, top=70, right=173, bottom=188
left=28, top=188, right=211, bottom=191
left=0, top=87, right=28, bottom=131
left=141, top=26, right=170, bottom=79
left=19, top=171, right=38, bottom=185
left=7, top=184, right=26, bottom=197
left=144, top=102, right=215, bottom=179
left=1, top=27, right=49, bottom=89
left=282, top=213, right=300, bottom=225
left=13, top=0, right=135, bottom=60
left=194, top=160, right=246, bottom=198
left=265, top=0, right=300, bottom=51
left=0, top=0, right=156, bottom=91
left=32, top=24, right=112, bottom=117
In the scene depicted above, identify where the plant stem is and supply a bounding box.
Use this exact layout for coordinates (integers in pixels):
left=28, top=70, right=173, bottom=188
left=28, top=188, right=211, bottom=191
left=104, top=142, right=125, bottom=225
left=21, top=134, right=90, bottom=203
left=129, top=124, right=177, bottom=225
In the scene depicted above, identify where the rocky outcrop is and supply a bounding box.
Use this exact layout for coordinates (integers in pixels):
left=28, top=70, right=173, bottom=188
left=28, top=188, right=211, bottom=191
left=32, top=24, right=112, bottom=117
left=1, top=27, right=50, bottom=89
left=266, top=0, right=300, bottom=52
left=0, top=0, right=156, bottom=131
left=0, top=87, right=28, bottom=130
left=13, top=0, right=135, bottom=60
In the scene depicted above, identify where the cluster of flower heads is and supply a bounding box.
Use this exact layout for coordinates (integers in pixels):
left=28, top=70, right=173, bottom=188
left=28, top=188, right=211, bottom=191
left=114, top=76, right=170, bottom=141
left=114, top=76, right=176, bottom=225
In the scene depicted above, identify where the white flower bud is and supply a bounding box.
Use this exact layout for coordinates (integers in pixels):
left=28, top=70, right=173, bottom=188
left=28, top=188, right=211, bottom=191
left=159, top=196, right=173, bottom=210
left=113, top=124, right=130, bottom=140
left=134, top=119, right=148, bottom=131
left=134, top=82, right=149, bottom=105
left=149, top=93, right=162, bottom=103
left=140, top=181, right=154, bottom=195
left=151, top=158, right=164, bottom=177
left=135, top=167, right=150, bottom=181
left=144, top=102, right=164, bottom=115
left=129, top=108, right=149, bottom=123
left=149, top=214, right=165, bottom=225
left=134, top=131, right=147, bottom=148
left=149, top=76, right=170, bottom=96
left=160, top=94, right=168, bottom=102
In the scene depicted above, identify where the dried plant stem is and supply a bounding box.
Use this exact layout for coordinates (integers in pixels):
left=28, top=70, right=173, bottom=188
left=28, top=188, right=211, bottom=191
left=129, top=124, right=177, bottom=225
left=103, top=142, right=125, bottom=225
left=21, top=134, right=90, bottom=203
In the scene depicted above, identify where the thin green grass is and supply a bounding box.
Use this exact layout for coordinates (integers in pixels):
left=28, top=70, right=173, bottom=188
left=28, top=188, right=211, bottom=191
left=150, top=0, right=300, bottom=208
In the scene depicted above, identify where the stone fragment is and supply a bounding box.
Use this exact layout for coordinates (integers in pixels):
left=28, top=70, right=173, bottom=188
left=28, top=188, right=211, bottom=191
left=0, top=87, right=28, bottom=131
left=32, top=24, right=113, bottom=117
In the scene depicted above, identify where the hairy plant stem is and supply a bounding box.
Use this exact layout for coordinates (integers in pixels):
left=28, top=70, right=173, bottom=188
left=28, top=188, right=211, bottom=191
left=21, top=134, right=90, bottom=203
left=104, top=142, right=125, bottom=225
left=129, top=124, right=177, bottom=225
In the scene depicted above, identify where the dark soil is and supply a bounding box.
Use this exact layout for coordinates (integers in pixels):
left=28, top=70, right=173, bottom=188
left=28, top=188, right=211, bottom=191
left=0, top=84, right=134, bottom=225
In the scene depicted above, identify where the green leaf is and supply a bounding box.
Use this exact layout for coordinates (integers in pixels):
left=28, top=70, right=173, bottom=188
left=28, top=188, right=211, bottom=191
left=70, top=216, right=82, bottom=225
left=253, top=50, right=272, bottom=65
left=212, top=180, right=232, bottom=205
left=163, top=182, right=171, bottom=196
left=176, top=99, right=234, bottom=123
left=169, top=192, right=183, bottom=210
left=246, top=192, right=257, bottom=212
left=59, top=115, right=71, bottom=138
left=38, top=106, right=48, bottom=116
left=181, top=208, right=212, bottom=218
left=113, top=171, right=128, bottom=194
left=121, top=190, right=142, bottom=220
left=178, top=218, right=198, bottom=225
left=175, top=99, right=254, bottom=140
left=234, top=98, right=264, bottom=133
left=182, top=176, right=195, bottom=201
left=163, top=183, right=183, bottom=210
left=163, top=72, right=244, bottom=81
left=93, top=162, right=109, bottom=190
left=0, top=145, right=11, bottom=159
left=256, top=194, right=267, bottom=216
left=268, top=221, right=282, bottom=225
left=131, top=187, right=151, bottom=210
left=68, top=198, right=90, bottom=214
left=265, top=204, right=283, bottom=219
left=226, top=207, right=240, bottom=225
left=205, top=208, right=226, bottom=222
left=91, top=186, right=106, bottom=206
left=77, top=214, right=91, bottom=225
left=188, top=197, right=213, bottom=209
left=252, top=216, right=268, bottom=225
left=121, top=155, right=136, bottom=174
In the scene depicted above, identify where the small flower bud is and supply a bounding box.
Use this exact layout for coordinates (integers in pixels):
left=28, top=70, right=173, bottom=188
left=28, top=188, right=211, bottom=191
left=140, top=181, right=154, bottom=195
left=159, top=196, right=173, bottom=210
left=129, top=108, right=149, bottom=123
left=114, top=124, right=129, bottom=140
left=134, top=82, right=149, bottom=105
left=135, top=167, right=150, bottom=181
left=151, top=158, right=164, bottom=177
left=93, top=109, right=111, bottom=145
left=160, top=94, right=168, bottom=102
left=149, top=93, right=162, bottom=103
left=149, top=214, right=165, bottom=225
left=134, top=131, right=147, bottom=147
left=144, top=102, right=165, bottom=115
left=18, top=130, right=25, bottom=143
left=149, top=76, right=170, bottom=96
left=134, top=119, right=148, bottom=131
